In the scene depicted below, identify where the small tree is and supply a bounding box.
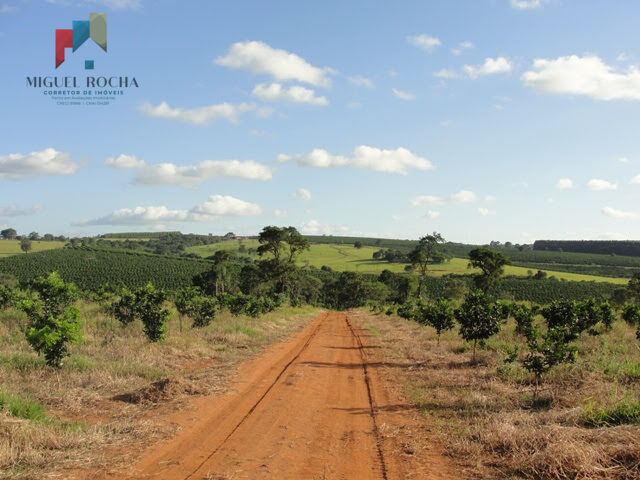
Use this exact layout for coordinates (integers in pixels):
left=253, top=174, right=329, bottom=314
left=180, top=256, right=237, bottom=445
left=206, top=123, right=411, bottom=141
left=416, top=299, right=455, bottom=344
left=192, top=296, right=218, bottom=327
left=111, top=288, right=138, bottom=326
left=17, top=272, right=81, bottom=368
left=0, top=284, right=14, bottom=310
left=354, top=241, right=362, bottom=249
left=521, top=325, right=577, bottom=397
left=0, top=228, right=17, bottom=240
left=455, top=290, right=506, bottom=362
left=628, top=273, right=640, bottom=303
left=467, top=248, right=510, bottom=294
left=174, top=286, right=201, bottom=331
left=135, top=283, right=169, bottom=342
left=20, top=237, right=32, bottom=254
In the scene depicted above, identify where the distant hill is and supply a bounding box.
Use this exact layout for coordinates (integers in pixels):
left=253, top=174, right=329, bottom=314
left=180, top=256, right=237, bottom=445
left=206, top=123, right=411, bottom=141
left=533, top=240, right=640, bottom=257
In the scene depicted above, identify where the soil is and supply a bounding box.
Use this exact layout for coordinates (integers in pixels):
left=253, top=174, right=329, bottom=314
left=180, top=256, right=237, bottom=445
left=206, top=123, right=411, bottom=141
left=89, top=312, right=457, bottom=480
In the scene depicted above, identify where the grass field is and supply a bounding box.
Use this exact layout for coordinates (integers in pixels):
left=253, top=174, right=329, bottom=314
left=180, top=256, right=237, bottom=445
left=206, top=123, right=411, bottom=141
left=355, top=310, right=640, bottom=479
left=0, top=240, right=66, bottom=258
left=187, top=240, right=628, bottom=284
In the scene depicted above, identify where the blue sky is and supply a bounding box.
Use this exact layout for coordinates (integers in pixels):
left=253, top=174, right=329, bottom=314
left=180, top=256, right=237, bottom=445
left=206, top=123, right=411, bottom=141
left=1, top=0, right=640, bottom=243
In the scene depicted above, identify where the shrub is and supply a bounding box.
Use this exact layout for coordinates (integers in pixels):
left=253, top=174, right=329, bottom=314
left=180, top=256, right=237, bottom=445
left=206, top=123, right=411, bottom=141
left=415, top=299, right=455, bottom=344
left=622, top=304, right=640, bottom=339
left=110, top=288, right=137, bottom=326
left=192, top=296, right=218, bottom=327
left=134, top=283, right=170, bottom=342
left=17, top=272, right=82, bottom=368
left=455, top=290, right=507, bottom=361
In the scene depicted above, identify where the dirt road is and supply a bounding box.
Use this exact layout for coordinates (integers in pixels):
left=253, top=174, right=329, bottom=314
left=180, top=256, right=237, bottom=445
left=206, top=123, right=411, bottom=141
left=106, top=312, right=454, bottom=480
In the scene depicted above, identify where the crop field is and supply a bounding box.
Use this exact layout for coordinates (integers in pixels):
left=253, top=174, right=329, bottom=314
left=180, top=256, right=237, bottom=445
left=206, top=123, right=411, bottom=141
left=0, top=240, right=66, bottom=258
left=187, top=240, right=627, bottom=284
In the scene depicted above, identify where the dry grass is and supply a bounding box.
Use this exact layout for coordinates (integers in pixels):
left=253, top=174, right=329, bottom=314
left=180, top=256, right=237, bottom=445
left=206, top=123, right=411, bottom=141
left=0, top=301, right=318, bottom=479
left=353, top=310, right=640, bottom=480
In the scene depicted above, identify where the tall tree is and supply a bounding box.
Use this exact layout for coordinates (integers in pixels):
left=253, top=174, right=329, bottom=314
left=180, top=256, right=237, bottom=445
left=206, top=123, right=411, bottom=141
left=257, top=226, right=309, bottom=293
left=20, top=237, right=32, bottom=254
left=468, top=248, right=510, bottom=294
left=409, top=232, right=445, bottom=297
left=1, top=228, right=17, bottom=240
left=211, top=249, right=233, bottom=295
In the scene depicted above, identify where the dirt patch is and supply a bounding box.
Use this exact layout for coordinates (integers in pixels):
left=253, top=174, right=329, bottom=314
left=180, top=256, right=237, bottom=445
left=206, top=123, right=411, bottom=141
left=112, top=378, right=204, bottom=405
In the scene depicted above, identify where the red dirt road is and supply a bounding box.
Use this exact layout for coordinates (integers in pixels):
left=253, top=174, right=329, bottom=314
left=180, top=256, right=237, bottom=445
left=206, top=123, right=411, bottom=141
left=102, top=312, right=455, bottom=480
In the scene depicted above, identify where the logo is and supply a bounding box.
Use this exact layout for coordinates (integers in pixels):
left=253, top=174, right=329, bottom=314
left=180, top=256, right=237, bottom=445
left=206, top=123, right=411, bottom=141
left=55, top=13, right=107, bottom=69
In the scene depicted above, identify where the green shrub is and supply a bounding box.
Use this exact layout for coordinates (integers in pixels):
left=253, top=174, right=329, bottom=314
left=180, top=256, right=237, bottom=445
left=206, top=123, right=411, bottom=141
left=17, top=272, right=82, bottom=368
left=0, top=388, right=47, bottom=421
left=582, top=398, right=640, bottom=427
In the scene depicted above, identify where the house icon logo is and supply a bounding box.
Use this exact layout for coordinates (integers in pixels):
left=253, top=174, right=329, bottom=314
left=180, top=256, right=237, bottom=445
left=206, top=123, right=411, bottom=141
left=55, top=13, right=107, bottom=69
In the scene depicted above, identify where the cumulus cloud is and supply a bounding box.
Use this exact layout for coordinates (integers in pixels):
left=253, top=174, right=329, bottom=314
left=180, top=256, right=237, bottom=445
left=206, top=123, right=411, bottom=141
left=105, top=155, right=273, bottom=187
left=556, top=178, right=573, bottom=189
left=0, top=204, right=43, bottom=217
left=280, top=145, right=433, bottom=175
left=602, top=207, right=640, bottom=219
left=215, top=41, right=332, bottom=87
left=587, top=178, right=617, bottom=191
left=348, top=75, right=374, bottom=88
left=105, top=154, right=146, bottom=170
left=293, top=188, right=312, bottom=200
left=434, top=69, right=459, bottom=79
left=406, top=34, right=441, bottom=52
left=0, top=148, right=80, bottom=179
left=451, top=41, right=474, bottom=56
left=425, top=210, right=440, bottom=219
left=75, top=195, right=262, bottom=226
left=478, top=207, right=496, bottom=216
left=464, top=57, right=512, bottom=78
left=451, top=190, right=477, bottom=203
left=252, top=83, right=328, bottom=105
left=411, top=195, right=444, bottom=207
left=139, top=101, right=255, bottom=125
left=510, top=0, right=546, bottom=9
left=300, top=219, right=350, bottom=235
left=522, top=55, right=640, bottom=100
left=391, top=87, right=416, bottom=101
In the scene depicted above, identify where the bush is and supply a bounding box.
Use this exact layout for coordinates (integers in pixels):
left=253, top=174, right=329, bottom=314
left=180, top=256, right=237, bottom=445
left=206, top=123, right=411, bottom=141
left=17, top=272, right=82, bottom=368
left=192, top=296, right=218, bottom=327
left=415, top=299, right=455, bottom=344
left=455, top=290, right=507, bottom=361
left=134, top=283, right=170, bottom=342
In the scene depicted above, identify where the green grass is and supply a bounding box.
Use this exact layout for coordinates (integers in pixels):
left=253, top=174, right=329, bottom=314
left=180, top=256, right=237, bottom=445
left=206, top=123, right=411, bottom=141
left=0, top=388, right=47, bottom=421
left=186, top=240, right=627, bottom=284
left=0, top=240, right=66, bottom=258
left=582, top=397, right=640, bottom=427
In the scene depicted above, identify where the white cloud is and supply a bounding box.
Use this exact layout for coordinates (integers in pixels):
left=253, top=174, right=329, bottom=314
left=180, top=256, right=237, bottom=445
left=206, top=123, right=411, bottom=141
left=411, top=195, right=444, bottom=207
left=425, top=210, right=440, bottom=219
left=0, top=148, right=79, bottom=179
left=105, top=154, right=146, bottom=170
left=602, top=207, right=640, bottom=219
left=522, top=55, right=640, bottom=100
left=464, top=57, right=512, bottom=78
left=105, top=155, right=273, bottom=187
left=484, top=195, right=497, bottom=202
left=434, top=68, right=459, bottom=79
left=273, top=209, right=288, bottom=218
left=252, top=83, right=328, bottom=105
left=510, top=0, right=546, bottom=9
left=215, top=40, right=332, bottom=87
left=451, top=190, right=477, bottom=203
left=0, top=204, right=43, bottom=217
left=249, top=129, right=265, bottom=137
left=478, top=207, right=496, bottom=216
left=631, top=174, right=640, bottom=184
left=618, top=156, right=630, bottom=163
left=556, top=178, right=573, bottom=189
left=300, top=219, right=350, bottom=235
left=348, top=75, right=374, bottom=88
left=75, top=195, right=262, bottom=226
left=139, top=101, right=255, bottom=125
left=282, top=145, right=433, bottom=175
left=347, top=101, right=363, bottom=109
left=451, top=41, right=474, bottom=56
left=189, top=195, right=262, bottom=218
left=587, top=178, right=617, bottom=191
left=391, top=87, right=416, bottom=101
left=407, top=34, right=441, bottom=52
left=617, top=53, right=630, bottom=62
left=293, top=188, right=312, bottom=200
